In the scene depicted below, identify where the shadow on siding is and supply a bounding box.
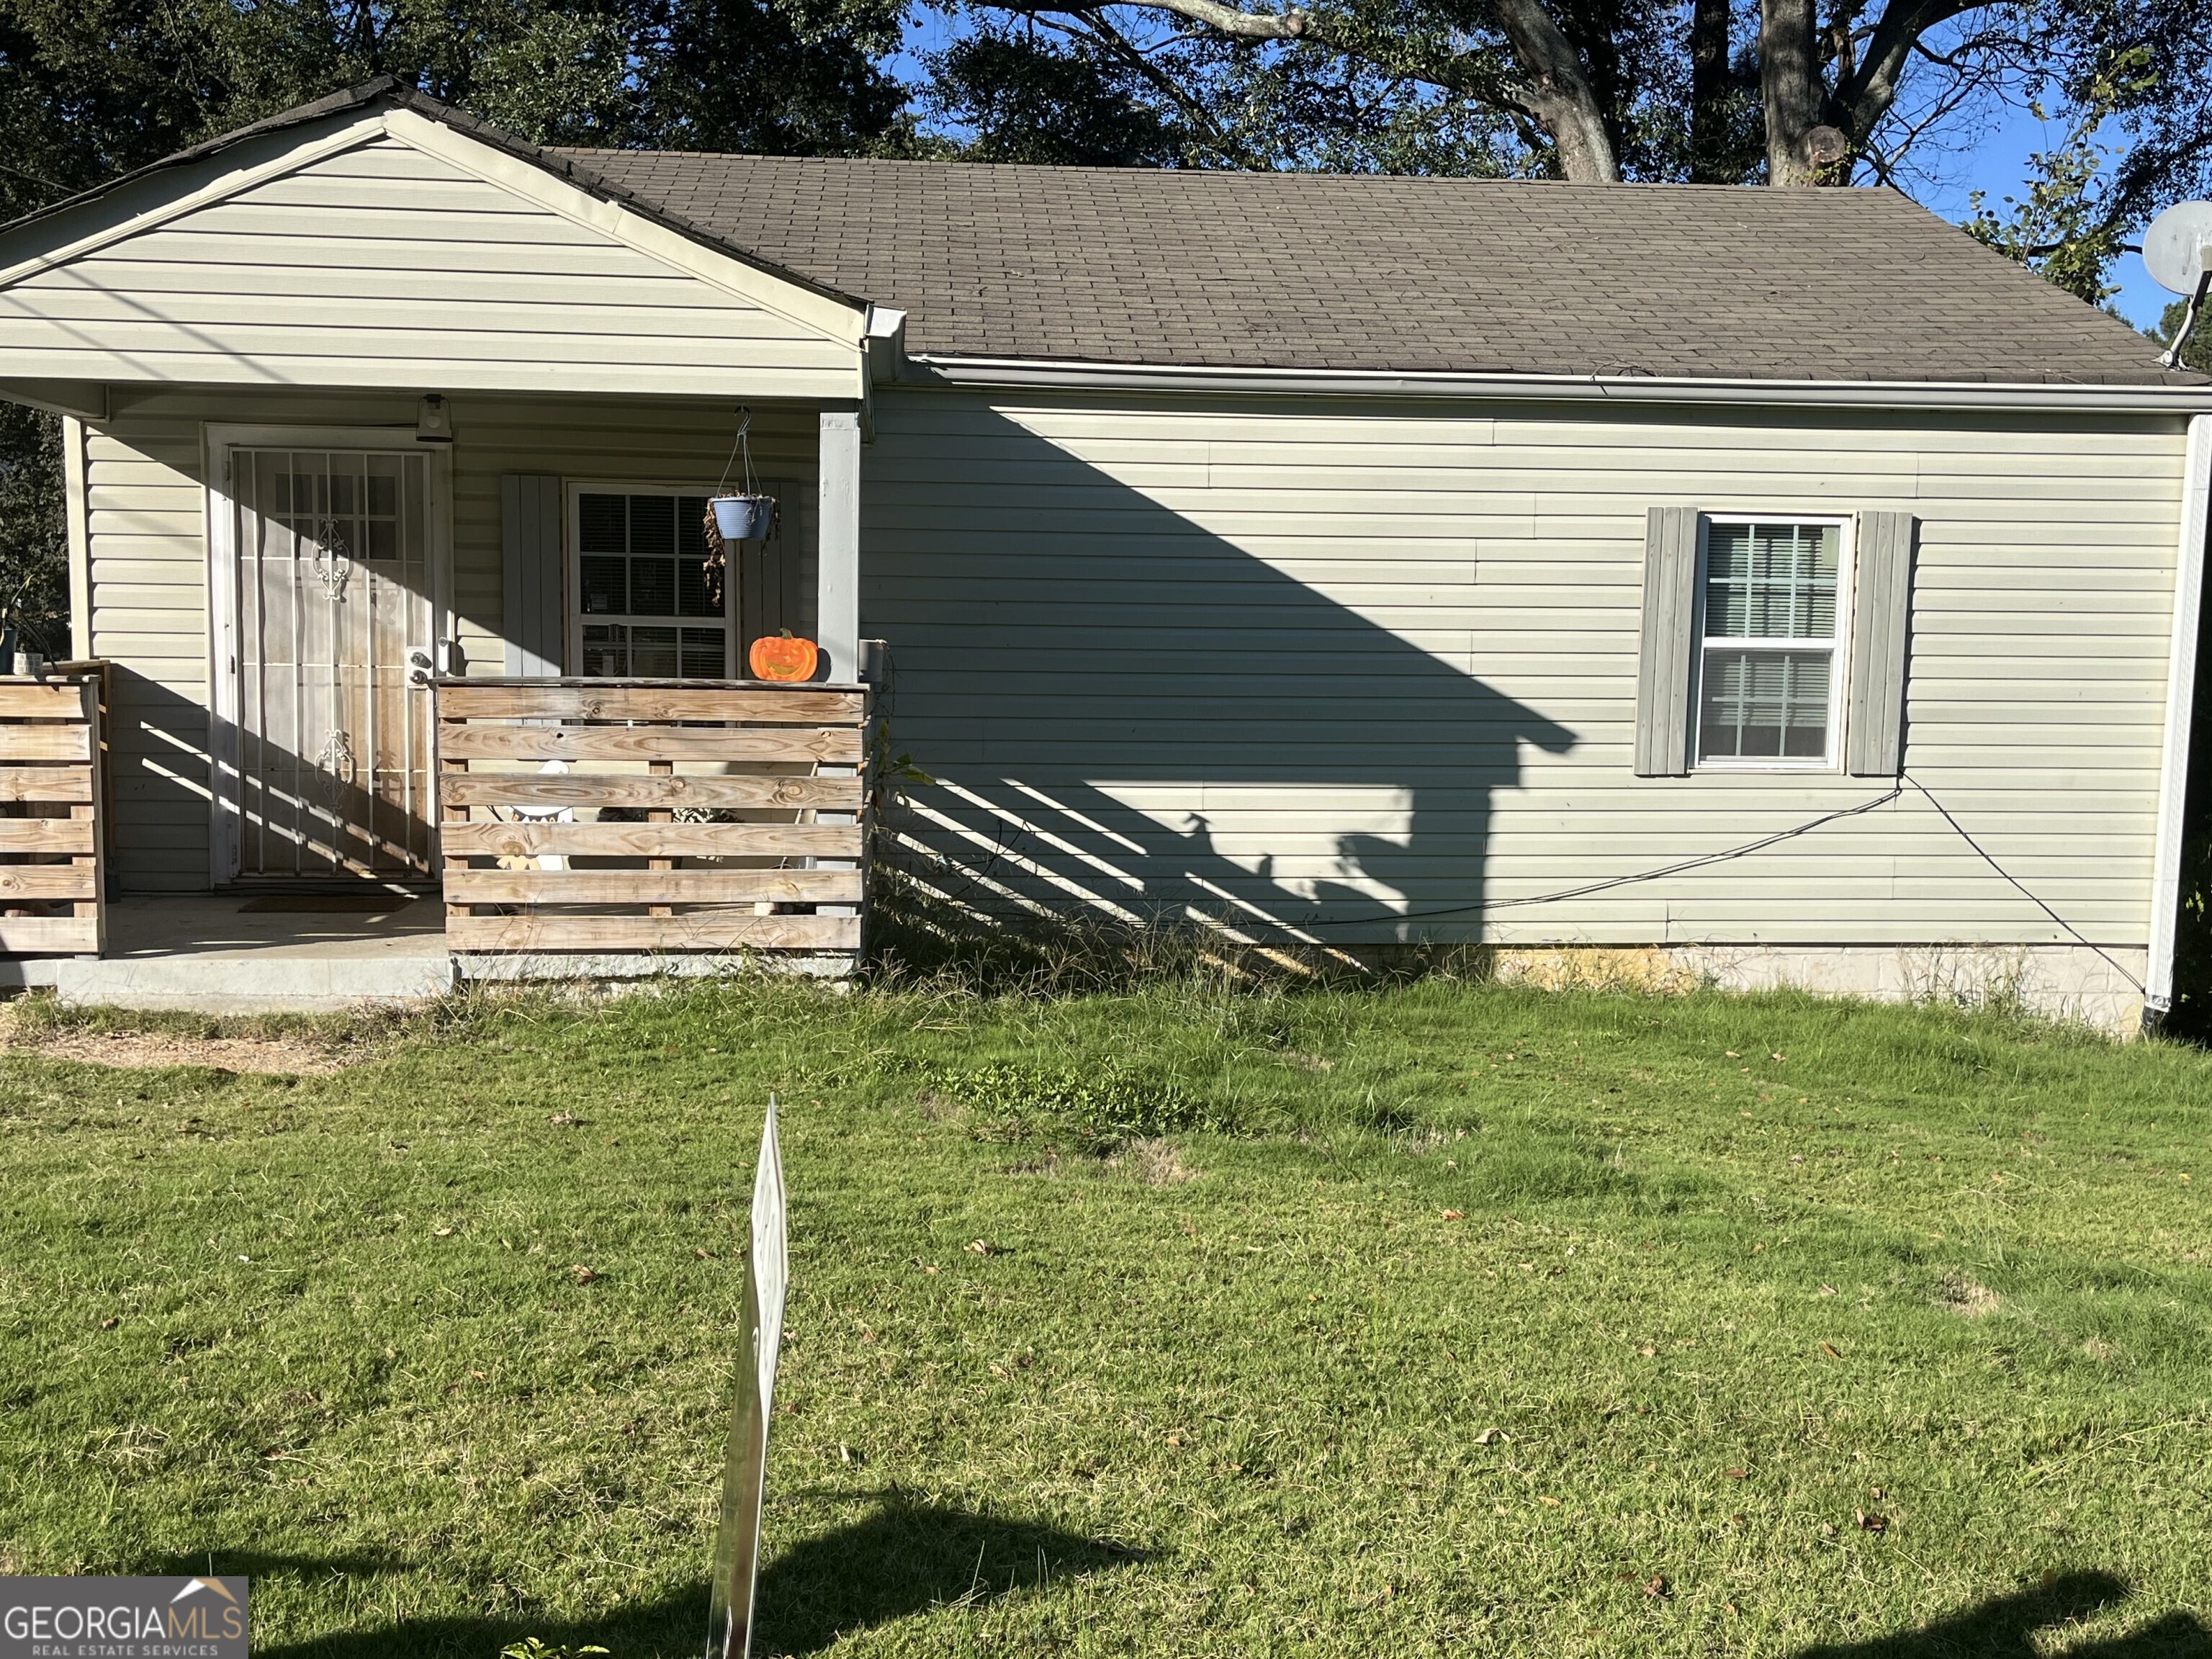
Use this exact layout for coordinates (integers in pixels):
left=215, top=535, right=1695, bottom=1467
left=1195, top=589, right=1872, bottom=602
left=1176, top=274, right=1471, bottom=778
left=867, top=402, right=1578, bottom=945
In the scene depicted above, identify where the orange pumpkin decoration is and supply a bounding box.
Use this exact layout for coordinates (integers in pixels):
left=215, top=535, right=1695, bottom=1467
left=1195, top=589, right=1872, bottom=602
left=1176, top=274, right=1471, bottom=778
left=749, top=631, right=819, bottom=682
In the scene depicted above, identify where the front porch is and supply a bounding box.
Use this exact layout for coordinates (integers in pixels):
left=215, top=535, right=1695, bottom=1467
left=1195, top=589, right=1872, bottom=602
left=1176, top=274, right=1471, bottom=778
left=1, top=673, right=875, bottom=1012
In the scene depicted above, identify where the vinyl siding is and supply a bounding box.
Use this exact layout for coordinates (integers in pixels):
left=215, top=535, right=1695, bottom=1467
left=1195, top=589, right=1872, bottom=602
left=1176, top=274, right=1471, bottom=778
left=863, top=389, right=2187, bottom=948
left=81, top=387, right=818, bottom=889
left=0, top=135, right=859, bottom=400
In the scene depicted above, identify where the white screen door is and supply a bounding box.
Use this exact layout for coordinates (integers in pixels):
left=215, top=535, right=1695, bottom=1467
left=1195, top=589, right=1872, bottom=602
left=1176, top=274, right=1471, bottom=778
left=228, top=448, right=440, bottom=881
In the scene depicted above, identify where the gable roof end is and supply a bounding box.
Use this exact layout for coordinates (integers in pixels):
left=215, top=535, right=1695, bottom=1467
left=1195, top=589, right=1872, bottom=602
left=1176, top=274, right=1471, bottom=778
left=0, top=76, right=871, bottom=318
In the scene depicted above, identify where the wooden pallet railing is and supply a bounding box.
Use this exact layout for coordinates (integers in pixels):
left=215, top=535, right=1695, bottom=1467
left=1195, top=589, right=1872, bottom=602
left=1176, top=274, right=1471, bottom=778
left=434, top=678, right=869, bottom=958
left=0, top=671, right=107, bottom=956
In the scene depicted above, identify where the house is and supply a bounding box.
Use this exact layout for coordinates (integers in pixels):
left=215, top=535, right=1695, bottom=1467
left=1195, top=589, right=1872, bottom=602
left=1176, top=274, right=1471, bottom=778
left=0, top=77, right=2205, bottom=1027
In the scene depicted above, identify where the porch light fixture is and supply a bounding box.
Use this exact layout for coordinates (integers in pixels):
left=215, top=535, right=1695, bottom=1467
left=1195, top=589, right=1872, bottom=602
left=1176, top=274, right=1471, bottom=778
left=415, top=394, right=453, bottom=444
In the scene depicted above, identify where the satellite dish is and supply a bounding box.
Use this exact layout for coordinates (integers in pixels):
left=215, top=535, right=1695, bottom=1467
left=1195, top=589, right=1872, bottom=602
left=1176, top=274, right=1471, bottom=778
left=2144, top=200, right=2212, bottom=295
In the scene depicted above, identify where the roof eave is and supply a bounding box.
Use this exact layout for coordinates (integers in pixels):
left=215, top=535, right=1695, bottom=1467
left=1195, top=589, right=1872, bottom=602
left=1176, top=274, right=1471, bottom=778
left=905, top=353, right=2212, bottom=413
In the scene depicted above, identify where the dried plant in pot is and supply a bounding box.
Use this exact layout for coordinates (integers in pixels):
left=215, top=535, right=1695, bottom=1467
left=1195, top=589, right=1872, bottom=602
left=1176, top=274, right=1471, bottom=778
left=709, top=493, right=775, bottom=542
left=699, top=407, right=776, bottom=607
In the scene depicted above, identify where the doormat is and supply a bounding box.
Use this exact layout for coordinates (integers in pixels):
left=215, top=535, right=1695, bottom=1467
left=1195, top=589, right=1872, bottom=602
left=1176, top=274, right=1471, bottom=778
left=237, top=895, right=419, bottom=914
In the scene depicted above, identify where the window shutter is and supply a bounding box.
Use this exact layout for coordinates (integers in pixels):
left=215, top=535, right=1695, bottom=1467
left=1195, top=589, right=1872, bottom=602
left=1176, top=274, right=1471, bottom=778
left=1635, top=506, right=1700, bottom=776
left=501, top=474, right=563, bottom=675
left=1846, top=511, right=1916, bottom=775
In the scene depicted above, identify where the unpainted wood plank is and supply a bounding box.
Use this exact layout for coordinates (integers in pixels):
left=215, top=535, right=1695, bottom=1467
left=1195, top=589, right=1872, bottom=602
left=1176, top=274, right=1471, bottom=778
left=647, top=757, right=675, bottom=917
left=0, top=818, right=95, bottom=852
left=439, top=821, right=864, bottom=859
left=0, top=765, right=93, bottom=803
left=0, top=866, right=98, bottom=900
left=445, top=868, right=864, bottom=904
left=440, top=772, right=863, bottom=810
left=442, top=752, right=472, bottom=920
left=436, top=683, right=865, bottom=724
left=0, top=915, right=99, bottom=953
left=0, top=722, right=92, bottom=762
left=0, top=683, right=91, bottom=716
left=448, top=912, right=861, bottom=953
left=437, top=724, right=864, bottom=763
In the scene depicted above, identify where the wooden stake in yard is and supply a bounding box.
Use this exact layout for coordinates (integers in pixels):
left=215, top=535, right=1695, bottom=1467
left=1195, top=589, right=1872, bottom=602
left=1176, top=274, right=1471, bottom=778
left=706, top=1095, right=788, bottom=1659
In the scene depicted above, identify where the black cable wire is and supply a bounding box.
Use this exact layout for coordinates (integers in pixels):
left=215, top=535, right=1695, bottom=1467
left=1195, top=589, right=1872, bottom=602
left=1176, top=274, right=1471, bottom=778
left=1900, top=773, right=2146, bottom=994
left=1295, top=782, right=1905, bottom=927
left=1285, top=771, right=2146, bottom=996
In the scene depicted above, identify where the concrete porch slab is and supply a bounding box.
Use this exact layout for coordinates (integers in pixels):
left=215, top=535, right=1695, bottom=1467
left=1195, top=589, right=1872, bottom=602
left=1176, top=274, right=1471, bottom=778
left=40, top=896, right=456, bottom=1014
left=6, top=896, right=861, bottom=1013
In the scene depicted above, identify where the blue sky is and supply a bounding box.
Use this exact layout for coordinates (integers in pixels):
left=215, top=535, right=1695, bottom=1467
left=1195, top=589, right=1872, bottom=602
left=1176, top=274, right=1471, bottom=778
left=1912, top=102, right=2173, bottom=335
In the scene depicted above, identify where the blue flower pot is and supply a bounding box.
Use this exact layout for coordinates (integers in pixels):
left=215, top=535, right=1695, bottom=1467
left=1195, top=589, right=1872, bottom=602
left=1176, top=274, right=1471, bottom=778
left=711, top=494, right=775, bottom=541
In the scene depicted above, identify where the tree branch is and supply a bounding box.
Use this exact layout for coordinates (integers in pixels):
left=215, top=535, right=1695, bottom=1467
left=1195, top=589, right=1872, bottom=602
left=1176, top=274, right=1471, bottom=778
left=1836, top=0, right=1979, bottom=143
left=1027, top=0, right=1619, bottom=179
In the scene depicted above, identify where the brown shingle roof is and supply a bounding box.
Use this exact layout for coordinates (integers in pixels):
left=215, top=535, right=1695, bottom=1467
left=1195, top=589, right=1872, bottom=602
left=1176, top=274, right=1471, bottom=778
left=9, top=78, right=2186, bottom=388
left=562, top=150, right=2193, bottom=385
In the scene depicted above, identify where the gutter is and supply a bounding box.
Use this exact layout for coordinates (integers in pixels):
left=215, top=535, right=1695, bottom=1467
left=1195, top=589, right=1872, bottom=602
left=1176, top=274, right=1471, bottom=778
left=2146, top=412, right=2212, bottom=1023
left=904, top=354, right=2212, bottom=415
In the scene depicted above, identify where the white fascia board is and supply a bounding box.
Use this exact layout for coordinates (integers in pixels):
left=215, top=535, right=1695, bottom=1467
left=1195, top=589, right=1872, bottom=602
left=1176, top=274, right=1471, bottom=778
left=0, top=115, right=379, bottom=292
left=2146, top=411, right=2212, bottom=1015
left=907, top=354, right=2212, bottom=415
left=382, top=107, right=868, bottom=359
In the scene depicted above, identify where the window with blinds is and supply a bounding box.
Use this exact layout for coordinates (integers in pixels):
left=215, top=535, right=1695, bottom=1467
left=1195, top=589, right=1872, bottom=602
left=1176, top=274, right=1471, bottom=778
left=1694, top=519, right=1847, bottom=765
left=575, top=489, right=731, bottom=678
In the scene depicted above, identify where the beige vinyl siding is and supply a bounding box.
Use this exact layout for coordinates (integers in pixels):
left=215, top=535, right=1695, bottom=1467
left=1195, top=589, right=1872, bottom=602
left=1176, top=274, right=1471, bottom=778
left=864, top=390, right=2185, bottom=948
left=0, top=135, right=858, bottom=400
left=81, top=388, right=818, bottom=889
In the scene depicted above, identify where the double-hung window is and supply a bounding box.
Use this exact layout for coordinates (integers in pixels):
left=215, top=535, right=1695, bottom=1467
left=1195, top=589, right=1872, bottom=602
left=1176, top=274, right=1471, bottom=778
left=572, top=486, right=733, bottom=678
left=1694, top=517, right=1848, bottom=768
left=1635, top=507, right=1912, bottom=780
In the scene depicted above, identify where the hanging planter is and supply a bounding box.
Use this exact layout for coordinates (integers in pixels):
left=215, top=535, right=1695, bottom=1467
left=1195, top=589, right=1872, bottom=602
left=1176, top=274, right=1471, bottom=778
left=699, top=407, right=776, bottom=613
left=709, top=493, right=776, bottom=542
left=749, top=631, right=819, bottom=683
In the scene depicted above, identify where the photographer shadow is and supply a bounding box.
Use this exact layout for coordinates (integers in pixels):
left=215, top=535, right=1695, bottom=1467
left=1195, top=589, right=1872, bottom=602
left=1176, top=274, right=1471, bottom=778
left=1793, top=1572, right=2211, bottom=1659
left=237, top=1500, right=1131, bottom=1658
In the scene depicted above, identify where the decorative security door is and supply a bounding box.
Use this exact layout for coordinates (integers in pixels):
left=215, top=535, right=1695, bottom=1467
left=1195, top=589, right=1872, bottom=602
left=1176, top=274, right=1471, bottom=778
left=229, top=449, right=441, bottom=881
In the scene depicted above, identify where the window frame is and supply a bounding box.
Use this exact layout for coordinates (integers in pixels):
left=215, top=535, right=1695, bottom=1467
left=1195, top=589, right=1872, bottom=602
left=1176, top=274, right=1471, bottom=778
left=1690, top=512, right=1854, bottom=773
left=564, top=480, right=739, bottom=680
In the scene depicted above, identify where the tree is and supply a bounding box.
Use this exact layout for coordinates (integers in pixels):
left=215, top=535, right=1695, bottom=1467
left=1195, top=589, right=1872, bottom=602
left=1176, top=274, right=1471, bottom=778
left=935, top=0, right=2212, bottom=198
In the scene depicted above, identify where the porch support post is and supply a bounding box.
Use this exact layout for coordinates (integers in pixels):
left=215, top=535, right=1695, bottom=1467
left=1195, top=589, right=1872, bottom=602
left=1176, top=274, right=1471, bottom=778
left=814, top=404, right=864, bottom=952
left=817, top=405, right=862, bottom=683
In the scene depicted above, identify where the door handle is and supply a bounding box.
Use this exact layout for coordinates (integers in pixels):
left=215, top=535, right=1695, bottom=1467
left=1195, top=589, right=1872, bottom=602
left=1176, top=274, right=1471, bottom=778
left=408, top=641, right=458, bottom=685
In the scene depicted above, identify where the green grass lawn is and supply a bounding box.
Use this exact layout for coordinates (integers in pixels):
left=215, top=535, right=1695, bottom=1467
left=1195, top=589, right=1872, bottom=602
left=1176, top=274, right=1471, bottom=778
left=3, top=979, right=2210, bottom=1659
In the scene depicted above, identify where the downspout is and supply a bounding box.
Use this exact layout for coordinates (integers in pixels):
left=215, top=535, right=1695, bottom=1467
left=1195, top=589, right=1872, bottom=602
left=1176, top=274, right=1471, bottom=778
left=2145, top=412, right=2212, bottom=1027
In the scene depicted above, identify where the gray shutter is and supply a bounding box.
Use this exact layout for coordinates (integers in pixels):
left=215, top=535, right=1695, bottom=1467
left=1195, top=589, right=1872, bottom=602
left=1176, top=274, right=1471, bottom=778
left=500, top=474, right=564, bottom=676
left=1634, top=506, right=1701, bottom=776
left=1845, top=511, right=1916, bottom=776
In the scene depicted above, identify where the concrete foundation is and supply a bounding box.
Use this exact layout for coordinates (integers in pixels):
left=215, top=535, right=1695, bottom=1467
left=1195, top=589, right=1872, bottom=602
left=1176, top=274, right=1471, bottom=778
left=1488, top=942, right=2151, bottom=1035
left=0, top=898, right=2153, bottom=1032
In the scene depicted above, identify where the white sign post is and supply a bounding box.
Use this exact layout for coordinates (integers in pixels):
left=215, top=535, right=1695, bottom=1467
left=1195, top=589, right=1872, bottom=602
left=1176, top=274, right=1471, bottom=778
left=705, top=1097, right=788, bottom=1659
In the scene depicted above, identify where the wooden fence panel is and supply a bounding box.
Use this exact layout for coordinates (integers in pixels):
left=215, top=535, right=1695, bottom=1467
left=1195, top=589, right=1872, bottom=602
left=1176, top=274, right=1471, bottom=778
left=0, top=671, right=105, bottom=958
left=435, top=676, right=870, bottom=962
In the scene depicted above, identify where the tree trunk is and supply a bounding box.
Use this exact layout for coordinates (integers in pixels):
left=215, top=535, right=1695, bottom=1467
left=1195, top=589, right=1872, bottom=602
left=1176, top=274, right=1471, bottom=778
left=1491, top=0, right=1619, bottom=182
left=1759, top=0, right=1824, bottom=184
left=1689, top=0, right=1731, bottom=181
